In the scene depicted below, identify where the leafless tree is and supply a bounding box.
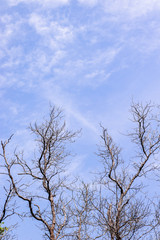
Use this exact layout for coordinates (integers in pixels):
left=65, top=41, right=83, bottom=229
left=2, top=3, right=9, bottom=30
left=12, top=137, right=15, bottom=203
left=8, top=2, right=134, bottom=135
left=0, top=136, right=16, bottom=240
left=0, top=181, right=14, bottom=226
left=1, top=103, right=160, bottom=240
left=92, top=102, right=160, bottom=240
left=1, top=107, right=78, bottom=240
left=65, top=181, right=96, bottom=240
left=0, top=184, right=14, bottom=240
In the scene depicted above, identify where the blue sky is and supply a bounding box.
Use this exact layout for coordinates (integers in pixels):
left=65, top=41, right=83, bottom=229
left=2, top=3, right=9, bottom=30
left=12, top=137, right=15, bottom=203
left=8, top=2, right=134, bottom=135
left=1, top=0, right=160, bottom=239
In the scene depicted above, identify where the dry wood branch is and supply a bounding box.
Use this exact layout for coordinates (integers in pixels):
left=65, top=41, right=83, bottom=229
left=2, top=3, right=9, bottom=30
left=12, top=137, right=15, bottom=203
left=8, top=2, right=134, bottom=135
left=94, top=102, right=160, bottom=240
left=1, top=106, right=79, bottom=240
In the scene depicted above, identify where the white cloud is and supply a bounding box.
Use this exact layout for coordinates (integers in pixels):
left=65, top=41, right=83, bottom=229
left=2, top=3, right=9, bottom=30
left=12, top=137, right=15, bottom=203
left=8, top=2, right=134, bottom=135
left=90, top=48, right=121, bottom=66
left=79, top=0, right=160, bottom=19
left=129, top=21, right=160, bottom=54
left=0, top=15, right=27, bottom=77
left=0, top=75, right=18, bottom=88
left=103, top=0, right=160, bottom=18
left=29, top=13, right=74, bottom=49
left=84, top=71, right=112, bottom=87
left=7, top=0, right=70, bottom=8
left=71, top=48, right=120, bottom=87
left=0, top=15, right=14, bottom=49
left=53, top=46, right=120, bottom=87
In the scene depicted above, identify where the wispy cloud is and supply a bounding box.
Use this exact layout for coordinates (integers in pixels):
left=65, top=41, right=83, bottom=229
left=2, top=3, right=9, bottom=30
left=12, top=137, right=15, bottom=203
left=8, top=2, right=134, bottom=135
left=29, top=13, right=74, bottom=48
left=7, top=0, right=70, bottom=8
left=103, top=0, right=160, bottom=18
left=1, top=1, right=160, bottom=239
left=79, top=0, right=160, bottom=19
left=0, top=1, right=160, bottom=140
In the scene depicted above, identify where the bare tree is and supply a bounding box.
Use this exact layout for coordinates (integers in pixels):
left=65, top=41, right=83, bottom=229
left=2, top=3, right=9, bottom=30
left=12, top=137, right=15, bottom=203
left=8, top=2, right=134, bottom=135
left=92, top=102, right=160, bottom=240
left=0, top=181, right=14, bottom=226
left=1, top=103, right=160, bottom=240
left=0, top=136, right=16, bottom=240
left=1, top=107, right=78, bottom=240
left=66, top=181, right=96, bottom=240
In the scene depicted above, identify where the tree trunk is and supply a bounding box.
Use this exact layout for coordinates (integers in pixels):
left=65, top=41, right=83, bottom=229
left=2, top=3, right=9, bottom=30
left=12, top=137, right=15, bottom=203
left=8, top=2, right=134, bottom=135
left=50, top=231, right=55, bottom=240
